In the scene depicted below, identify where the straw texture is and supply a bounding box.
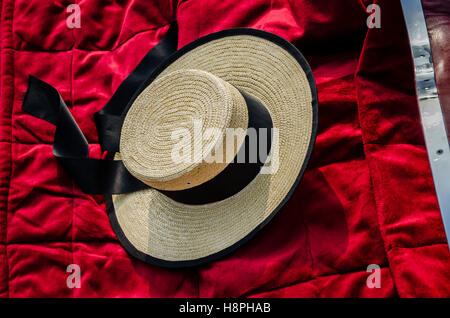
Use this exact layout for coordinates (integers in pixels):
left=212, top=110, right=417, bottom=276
left=120, top=69, right=248, bottom=190
left=112, top=34, right=313, bottom=262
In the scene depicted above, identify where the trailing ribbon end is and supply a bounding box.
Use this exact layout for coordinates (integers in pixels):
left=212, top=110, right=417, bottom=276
left=23, top=75, right=89, bottom=158
left=20, top=20, right=179, bottom=195
left=21, top=75, right=148, bottom=195
left=23, top=75, right=64, bottom=125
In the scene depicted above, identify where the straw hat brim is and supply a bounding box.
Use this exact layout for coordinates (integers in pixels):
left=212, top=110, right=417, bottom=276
left=105, top=28, right=318, bottom=268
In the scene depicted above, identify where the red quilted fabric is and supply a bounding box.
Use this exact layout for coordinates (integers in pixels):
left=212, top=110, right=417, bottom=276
left=0, top=0, right=449, bottom=298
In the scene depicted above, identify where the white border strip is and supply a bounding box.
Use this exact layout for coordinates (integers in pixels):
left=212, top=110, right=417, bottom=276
left=401, top=0, right=450, bottom=247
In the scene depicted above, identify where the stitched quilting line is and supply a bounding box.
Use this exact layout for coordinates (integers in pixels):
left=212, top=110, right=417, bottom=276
left=363, top=145, right=399, bottom=296
left=354, top=27, right=399, bottom=295
left=245, top=263, right=390, bottom=297
left=2, top=0, right=16, bottom=298
left=354, top=19, right=400, bottom=296
left=0, top=3, right=173, bottom=297
left=70, top=0, right=75, bottom=299
left=4, top=23, right=172, bottom=53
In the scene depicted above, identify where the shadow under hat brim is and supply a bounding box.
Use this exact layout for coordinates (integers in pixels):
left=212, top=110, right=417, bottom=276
left=106, top=27, right=319, bottom=268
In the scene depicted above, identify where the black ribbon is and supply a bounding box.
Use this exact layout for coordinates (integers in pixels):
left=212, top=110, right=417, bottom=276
left=22, top=21, right=274, bottom=205
left=23, top=75, right=149, bottom=194
left=161, top=91, right=272, bottom=204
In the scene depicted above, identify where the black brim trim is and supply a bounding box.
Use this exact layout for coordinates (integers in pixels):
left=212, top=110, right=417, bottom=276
left=106, top=27, right=319, bottom=268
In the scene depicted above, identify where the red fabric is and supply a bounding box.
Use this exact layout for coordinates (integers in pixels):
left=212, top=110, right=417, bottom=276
left=0, top=0, right=449, bottom=298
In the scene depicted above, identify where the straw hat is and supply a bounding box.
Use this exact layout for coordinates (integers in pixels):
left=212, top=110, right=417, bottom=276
left=106, top=28, right=318, bottom=267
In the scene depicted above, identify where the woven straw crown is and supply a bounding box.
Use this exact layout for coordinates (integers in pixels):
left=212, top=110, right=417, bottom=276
left=120, top=69, right=249, bottom=191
